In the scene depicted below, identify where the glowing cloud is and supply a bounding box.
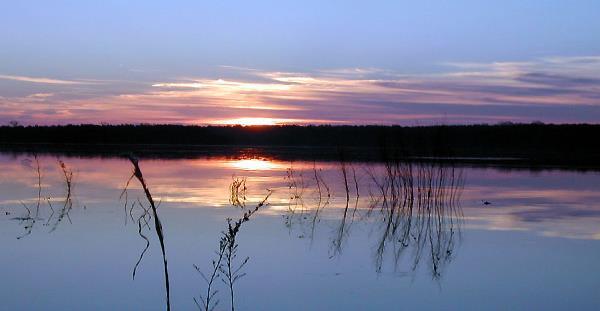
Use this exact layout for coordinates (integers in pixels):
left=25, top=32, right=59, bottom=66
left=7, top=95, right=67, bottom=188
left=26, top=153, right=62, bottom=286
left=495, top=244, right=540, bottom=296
left=1, top=56, right=600, bottom=125
left=0, top=74, right=93, bottom=85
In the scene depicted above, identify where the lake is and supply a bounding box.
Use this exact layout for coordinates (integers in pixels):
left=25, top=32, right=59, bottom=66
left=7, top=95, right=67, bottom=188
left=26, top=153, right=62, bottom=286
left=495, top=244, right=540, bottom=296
left=1, top=153, right=599, bottom=310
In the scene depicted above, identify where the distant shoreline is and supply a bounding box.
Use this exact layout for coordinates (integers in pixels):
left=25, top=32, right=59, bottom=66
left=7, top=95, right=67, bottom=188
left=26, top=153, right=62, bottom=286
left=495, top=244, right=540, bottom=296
left=1, top=124, right=599, bottom=167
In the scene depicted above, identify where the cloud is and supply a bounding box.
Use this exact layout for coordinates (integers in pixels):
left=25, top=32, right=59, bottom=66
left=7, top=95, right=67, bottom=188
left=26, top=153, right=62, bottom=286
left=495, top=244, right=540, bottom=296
left=26, top=93, right=54, bottom=98
left=1, top=55, right=599, bottom=125
left=0, top=74, right=94, bottom=85
left=516, top=72, right=600, bottom=88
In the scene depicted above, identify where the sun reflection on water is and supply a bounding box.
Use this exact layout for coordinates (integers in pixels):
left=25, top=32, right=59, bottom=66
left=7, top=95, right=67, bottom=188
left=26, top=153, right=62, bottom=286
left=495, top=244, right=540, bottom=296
left=229, top=159, right=283, bottom=171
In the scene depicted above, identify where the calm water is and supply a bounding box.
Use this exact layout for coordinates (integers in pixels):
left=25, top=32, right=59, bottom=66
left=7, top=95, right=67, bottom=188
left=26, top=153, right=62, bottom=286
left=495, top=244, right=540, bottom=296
left=1, top=154, right=599, bottom=310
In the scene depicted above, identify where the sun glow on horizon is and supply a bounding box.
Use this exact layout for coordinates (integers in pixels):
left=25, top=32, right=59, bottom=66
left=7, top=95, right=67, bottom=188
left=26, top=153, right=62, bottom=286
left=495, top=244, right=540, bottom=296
left=211, top=117, right=299, bottom=126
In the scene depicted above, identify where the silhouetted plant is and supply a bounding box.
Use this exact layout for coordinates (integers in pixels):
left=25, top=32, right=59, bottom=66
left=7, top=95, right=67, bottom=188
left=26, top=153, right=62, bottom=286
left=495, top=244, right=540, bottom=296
left=124, top=156, right=171, bottom=311
left=331, top=160, right=352, bottom=256
left=49, top=160, right=74, bottom=232
left=196, top=190, right=272, bottom=311
left=14, top=155, right=43, bottom=239
left=307, top=163, right=330, bottom=242
left=282, top=164, right=333, bottom=240
left=14, top=202, right=34, bottom=239
left=194, top=239, right=225, bottom=311
left=132, top=198, right=152, bottom=280
left=285, top=165, right=306, bottom=213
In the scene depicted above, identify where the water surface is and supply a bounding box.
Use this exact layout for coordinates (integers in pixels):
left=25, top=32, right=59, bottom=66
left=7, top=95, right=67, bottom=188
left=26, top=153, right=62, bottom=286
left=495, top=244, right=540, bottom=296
left=1, top=154, right=599, bottom=310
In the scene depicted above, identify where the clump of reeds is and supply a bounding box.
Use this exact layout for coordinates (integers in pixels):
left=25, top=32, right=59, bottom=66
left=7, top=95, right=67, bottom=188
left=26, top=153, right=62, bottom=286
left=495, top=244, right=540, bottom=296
left=367, top=154, right=464, bottom=277
left=229, top=176, right=247, bottom=208
left=12, top=156, right=79, bottom=238
left=281, top=163, right=334, bottom=242
left=11, top=157, right=79, bottom=238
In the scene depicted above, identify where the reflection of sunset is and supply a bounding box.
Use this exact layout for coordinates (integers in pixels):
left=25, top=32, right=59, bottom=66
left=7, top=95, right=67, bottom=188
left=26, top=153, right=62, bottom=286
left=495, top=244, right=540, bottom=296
left=2, top=155, right=600, bottom=240
left=229, top=159, right=282, bottom=171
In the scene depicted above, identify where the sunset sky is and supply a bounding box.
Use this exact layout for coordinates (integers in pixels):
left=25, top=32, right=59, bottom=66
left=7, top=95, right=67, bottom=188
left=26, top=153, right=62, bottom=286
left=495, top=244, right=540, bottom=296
left=1, top=0, right=600, bottom=125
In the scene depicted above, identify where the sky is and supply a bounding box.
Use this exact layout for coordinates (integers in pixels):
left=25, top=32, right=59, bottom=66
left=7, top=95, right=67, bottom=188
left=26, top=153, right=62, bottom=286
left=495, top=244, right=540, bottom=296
left=1, top=0, right=600, bottom=125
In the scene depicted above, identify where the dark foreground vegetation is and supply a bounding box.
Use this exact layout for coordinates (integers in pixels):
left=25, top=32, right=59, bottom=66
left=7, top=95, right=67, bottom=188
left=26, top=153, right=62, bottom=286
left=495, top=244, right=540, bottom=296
left=1, top=123, right=599, bottom=166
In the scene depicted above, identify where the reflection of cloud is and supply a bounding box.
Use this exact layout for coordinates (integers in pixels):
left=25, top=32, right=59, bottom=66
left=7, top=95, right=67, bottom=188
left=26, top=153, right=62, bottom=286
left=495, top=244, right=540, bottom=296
left=512, top=204, right=600, bottom=223
left=1, top=55, right=600, bottom=125
left=462, top=168, right=600, bottom=240
left=2, top=155, right=600, bottom=240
